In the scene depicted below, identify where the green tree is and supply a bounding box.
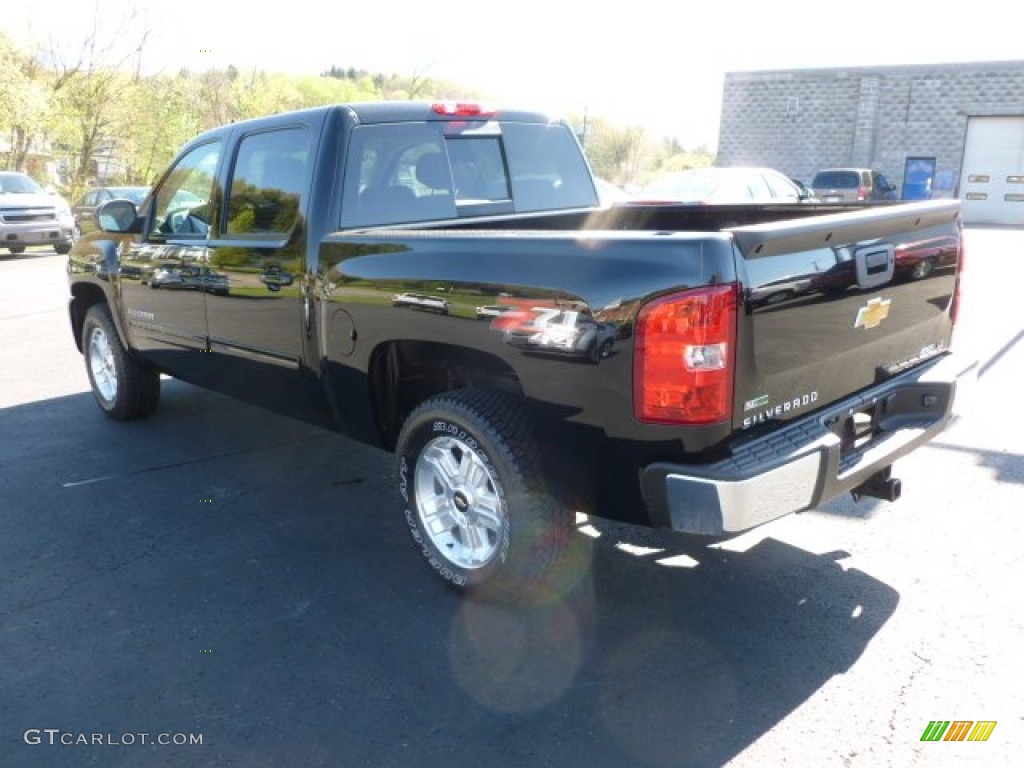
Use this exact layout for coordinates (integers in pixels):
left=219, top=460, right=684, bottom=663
left=8, top=3, right=156, bottom=194
left=579, top=116, right=649, bottom=186
left=118, top=73, right=201, bottom=186
left=197, top=68, right=241, bottom=128
left=5, top=19, right=711, bottom=196
left=52, top=66, right=139, bottom=194
left=651, top=139, right=715, bottom=175
left=0, top=32, right=52, bottom=174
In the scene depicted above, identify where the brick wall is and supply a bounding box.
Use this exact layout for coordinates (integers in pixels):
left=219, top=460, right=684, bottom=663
left=717, top=60, right=1024, bottom=195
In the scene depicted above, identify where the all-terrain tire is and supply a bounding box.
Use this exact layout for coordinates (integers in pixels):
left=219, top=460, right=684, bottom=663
left=82, top=303, right=161, bottom=420
left=396, top=387, right=572, bottom=601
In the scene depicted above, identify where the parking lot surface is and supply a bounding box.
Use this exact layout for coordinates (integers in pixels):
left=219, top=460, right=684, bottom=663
left=1, top=228, right=1021, bottom=767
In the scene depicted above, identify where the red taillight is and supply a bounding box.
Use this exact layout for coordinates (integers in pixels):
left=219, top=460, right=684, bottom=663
left=634, top=284, right=738, bottom=424
left=431, top=102, right=496, bottom=117
left=857, top=185, right=870, bottom=201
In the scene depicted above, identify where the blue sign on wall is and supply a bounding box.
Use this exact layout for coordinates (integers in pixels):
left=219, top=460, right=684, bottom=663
left=902, top=157, right=937, bottom=200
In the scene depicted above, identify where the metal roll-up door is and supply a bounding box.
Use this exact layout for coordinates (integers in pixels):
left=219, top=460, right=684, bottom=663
left=961, top=116, right=1024, bottom=226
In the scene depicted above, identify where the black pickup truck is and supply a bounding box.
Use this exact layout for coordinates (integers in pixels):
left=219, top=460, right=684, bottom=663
left=67, top=101, right=973, bottom=599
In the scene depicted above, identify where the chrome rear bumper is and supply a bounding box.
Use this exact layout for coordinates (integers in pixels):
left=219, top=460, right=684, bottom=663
left=640, top=352, right=978, bottom=536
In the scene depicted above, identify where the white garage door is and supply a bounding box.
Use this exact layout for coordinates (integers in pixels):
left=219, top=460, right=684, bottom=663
left=961, top=116, right=1024, bottom=226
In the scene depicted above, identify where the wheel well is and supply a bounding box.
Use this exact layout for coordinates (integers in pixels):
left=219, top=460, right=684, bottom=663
left=69, top=283, right=109, bottom=352
left=369, top=340, right=523, bottom=450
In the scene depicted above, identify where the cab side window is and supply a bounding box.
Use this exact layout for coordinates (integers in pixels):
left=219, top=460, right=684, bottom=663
left=151, top=141, right=221, bottom=237
left=226, top=127, right=310, bottom=235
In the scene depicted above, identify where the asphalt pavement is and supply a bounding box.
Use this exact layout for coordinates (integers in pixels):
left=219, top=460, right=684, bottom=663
left=1, top=229, right=1021, bottom=767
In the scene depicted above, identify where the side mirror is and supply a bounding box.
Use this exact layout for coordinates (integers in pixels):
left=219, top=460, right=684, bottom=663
left=97, top=199, right=140, bottom=233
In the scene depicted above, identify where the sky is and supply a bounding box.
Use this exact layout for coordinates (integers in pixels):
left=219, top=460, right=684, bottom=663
left=4, top=0, right=1022, bottom=149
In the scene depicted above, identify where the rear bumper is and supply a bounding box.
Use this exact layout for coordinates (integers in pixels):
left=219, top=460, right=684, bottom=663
left=640, top=351, right=978, bottom=536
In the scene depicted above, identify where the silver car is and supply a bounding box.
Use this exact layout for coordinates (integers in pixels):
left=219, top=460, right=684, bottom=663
left=0, top=172, right=77, bottom=255
left=637, top=167, right=814, bottom=204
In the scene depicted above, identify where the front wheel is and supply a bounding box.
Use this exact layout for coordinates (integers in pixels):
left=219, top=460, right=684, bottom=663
left=591, top=337, right=614, bottom=363
left=396, top=388, right=571, bottom=600
left=82, top=304, right=161, bottom=420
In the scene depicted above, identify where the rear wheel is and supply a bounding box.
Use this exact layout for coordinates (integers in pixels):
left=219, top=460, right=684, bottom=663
left=910, top=258, right=935, bottom=279
left=82, top=304, right=160, bottom=420
left=8, top=246, right=26, bottom=255
left=396, top=388, right=571, bottom=601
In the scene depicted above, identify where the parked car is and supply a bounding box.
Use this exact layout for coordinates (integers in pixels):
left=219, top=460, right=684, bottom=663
left=391, top=292, right=449, bottom=314
left=749, top=273, right=816, bottom=306
left=501, top=306, right=617, bottom=363
left=636, top=167, right=814, bottom=204
left=895, top=234, right=960, bottom=281
left=810, top=168, right=898, bottom=203
left=474, top=304, right=513, bottom=320
left=0, top=171, right=77, bottom=255
left=73, top=186, right=150, bottom=233
left=149, top=265, right=230, bottom=295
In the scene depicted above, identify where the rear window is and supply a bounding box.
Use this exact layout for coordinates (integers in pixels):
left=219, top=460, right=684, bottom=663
left=812, top=170, right=861, bottom=188
left=340, top=121, right=598, bottom=228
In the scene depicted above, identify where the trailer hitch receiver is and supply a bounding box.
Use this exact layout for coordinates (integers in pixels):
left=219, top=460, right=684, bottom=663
left=851, top=465, right=902, bottom=503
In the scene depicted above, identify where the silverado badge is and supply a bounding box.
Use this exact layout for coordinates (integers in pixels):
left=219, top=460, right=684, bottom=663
left=854, top=297, right=891, bottom=329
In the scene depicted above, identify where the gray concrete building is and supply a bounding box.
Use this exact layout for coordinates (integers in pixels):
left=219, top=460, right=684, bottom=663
left=717, top=60, right=1024, bottom=225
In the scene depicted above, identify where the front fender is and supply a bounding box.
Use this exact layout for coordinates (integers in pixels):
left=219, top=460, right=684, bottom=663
left=67, top=236, right=127, bottom=352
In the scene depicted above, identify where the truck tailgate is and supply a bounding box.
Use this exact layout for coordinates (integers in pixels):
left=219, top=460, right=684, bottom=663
left=728, top=201, right=961, bottom=432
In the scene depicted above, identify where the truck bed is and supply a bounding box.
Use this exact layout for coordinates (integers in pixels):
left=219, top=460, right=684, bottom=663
left=337, top=199, right=961, bottom=436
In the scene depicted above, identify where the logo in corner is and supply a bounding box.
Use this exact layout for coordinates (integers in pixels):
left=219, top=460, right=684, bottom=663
left=920, top=720, right=997, bottom=742
left=854, top=297, right=891, bottom=329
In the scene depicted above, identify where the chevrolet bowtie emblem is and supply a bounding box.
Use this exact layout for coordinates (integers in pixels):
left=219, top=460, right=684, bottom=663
left=854, top=297, right=891, bottom=329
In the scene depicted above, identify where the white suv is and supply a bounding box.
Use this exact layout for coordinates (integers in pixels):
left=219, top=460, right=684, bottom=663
left=0, top=172, right=77, bottom=255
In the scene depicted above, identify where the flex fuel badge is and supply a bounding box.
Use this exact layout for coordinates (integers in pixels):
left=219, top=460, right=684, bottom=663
left=744, top=395, right=771, bottom=411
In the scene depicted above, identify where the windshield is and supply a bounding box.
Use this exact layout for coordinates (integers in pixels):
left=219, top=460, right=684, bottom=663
left=0, top=173, right=45, bottom=195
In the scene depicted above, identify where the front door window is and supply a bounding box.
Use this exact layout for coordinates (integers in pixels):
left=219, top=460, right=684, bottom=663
left=151, top=142, right=221, bottom=237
